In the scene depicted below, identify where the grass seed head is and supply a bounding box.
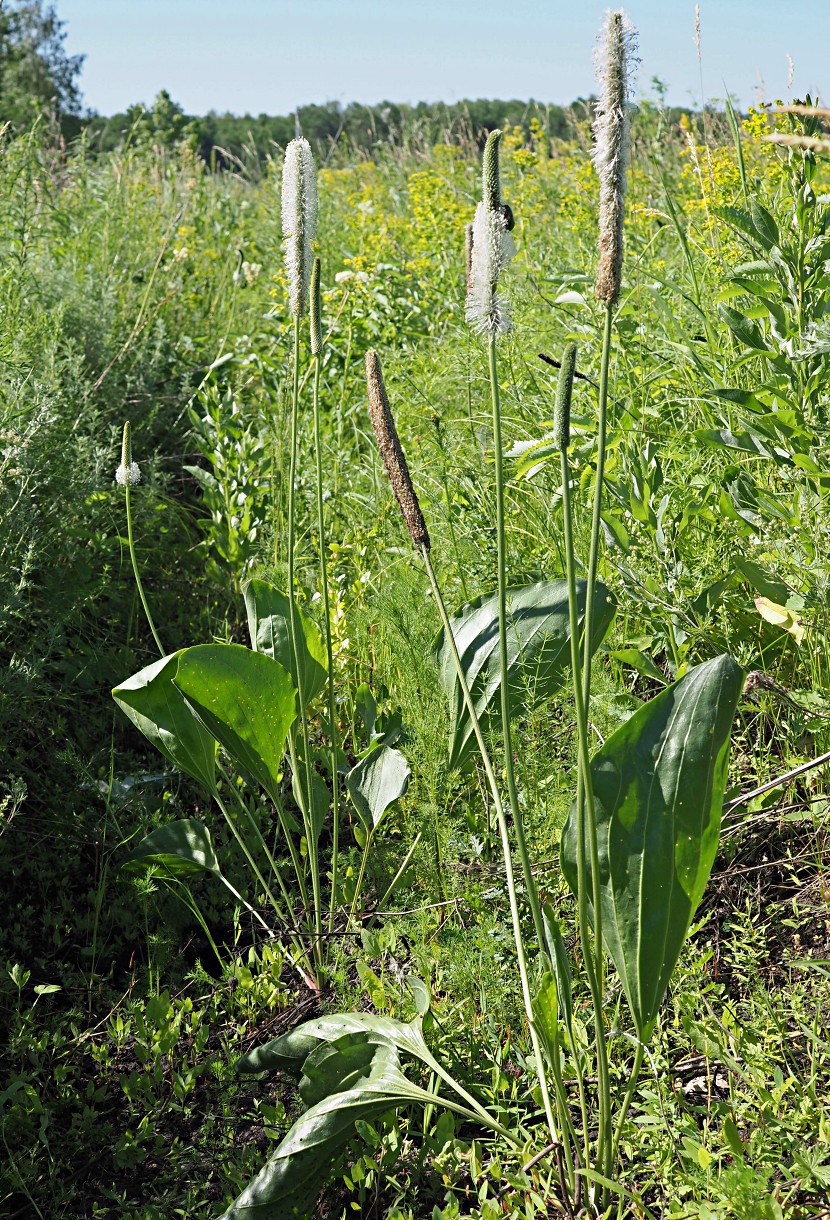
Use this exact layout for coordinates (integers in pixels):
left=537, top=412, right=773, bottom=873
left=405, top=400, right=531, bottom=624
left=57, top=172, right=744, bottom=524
left=365, top=349, right=430, bottom=552
left=281, top=137, right=318, bottom=317
left=593, top=9, right=637, bottom=305
left=116, top=421, right=140, bottom=486
left=310, top=256, right=323, bottom=356
left=554, top=343, right=578, bottom=449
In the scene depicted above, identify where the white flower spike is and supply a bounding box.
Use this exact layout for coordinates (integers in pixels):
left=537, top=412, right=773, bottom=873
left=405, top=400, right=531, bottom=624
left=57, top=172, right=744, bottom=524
left=281, top=137, right=318, bottom=317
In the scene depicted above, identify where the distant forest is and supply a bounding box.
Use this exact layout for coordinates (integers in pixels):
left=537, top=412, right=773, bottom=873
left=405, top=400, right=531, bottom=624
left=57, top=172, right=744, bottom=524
left=81, top=95, right=591, bottom=166
left=79, top=92, right=700, bottom=168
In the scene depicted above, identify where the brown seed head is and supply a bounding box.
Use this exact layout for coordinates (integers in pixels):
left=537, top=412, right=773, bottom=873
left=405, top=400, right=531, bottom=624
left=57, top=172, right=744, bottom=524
left=365, top=350, right=430, bottom=552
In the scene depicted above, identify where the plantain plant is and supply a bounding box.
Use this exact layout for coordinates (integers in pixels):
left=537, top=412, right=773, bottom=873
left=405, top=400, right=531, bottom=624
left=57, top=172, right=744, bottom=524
left=221, top=12, right=745, bottom=1218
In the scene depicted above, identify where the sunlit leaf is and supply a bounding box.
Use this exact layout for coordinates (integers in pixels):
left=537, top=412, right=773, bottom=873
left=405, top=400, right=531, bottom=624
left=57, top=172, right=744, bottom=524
left=244, top=579, right=327, bottom=710
left=173, top=644, right=296, bottom=802
left=112, top=652, right=216, bottom=790
left=435, top=579, right=615, bottom=770
left=755, top=597, right=805, bottom=644
left=346, top=745, right=411, bottom=833
left=561, top=655, right=743, bottom=1038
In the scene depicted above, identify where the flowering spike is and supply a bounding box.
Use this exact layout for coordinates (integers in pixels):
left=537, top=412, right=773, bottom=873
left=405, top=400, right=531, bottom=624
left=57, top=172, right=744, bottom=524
left=554, top=344, right=577, bottom=450
left=116, top=421, right=140, bottom=486
left=593, top=9, right=638, bottom=305
left=465, top=201, right=515, bottom=336
left=281, top=137, right=318, bottom=316
left=464, top=222, right=474, bottom=294
left=482, top=129, right=502, bottom=214
left=310, top=256, right=323, bottom=356
left=365, top=350, right=430, bottom=552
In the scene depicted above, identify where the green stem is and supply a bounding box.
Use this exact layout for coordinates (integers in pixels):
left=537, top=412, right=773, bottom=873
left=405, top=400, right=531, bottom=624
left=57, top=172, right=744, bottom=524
left=124, top=480, right=164, bottom=657
left=287, top=312, right=323, bottom=973
left=313, top=354, right=341, bottom=932
left=421, top=545, right=560, bottom=1151
left=348, top=830, right=372, bottom=926
left=216, top=759, right=309, bottom=917
left=487, top=335, right=546, bottom=952
left=561, top=446, right=612, bottom=1195
left=212, top=783, right=316, bottom=987
left=611, top=1042, right=645, bottom=1166
left=581, top=304, right=613, bottom=724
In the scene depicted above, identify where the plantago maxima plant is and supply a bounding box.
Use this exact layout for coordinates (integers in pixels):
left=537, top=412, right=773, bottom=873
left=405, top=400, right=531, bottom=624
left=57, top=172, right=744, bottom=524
left=576, top=15, right=637, bottom=1181
left=218, top=352, right=569, bottom=1217
left=309, top=255, right=342, bottom=931
left=465, top=130, right=548, bottom=955
left=281, top=136, right=325, bottom=966
left=116, top=421, right=163, bottom=657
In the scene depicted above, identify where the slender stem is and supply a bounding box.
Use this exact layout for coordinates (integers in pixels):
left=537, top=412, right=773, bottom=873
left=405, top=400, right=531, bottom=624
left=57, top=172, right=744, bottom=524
left=581, top=304, right=613, bottom=723
left=487, top=335, right=546, bottom=951
left=421, top=545, right=560, bottom=1151
left=612, top=1043, right=645, bottom=1165
left=211, top=786, right=283, bottom=930
left=560, top=447, right=612, bottom=1195
left=124, top=481, right=164, bottom=656
left=376, top=830, right=422, bottom=910
left=212, top=782, right=317, bottom=987
left=548, top=1018, right=579, bottom=1193
left=582, top=302, right=615, bottom=1191
left=313, top=354, right=341, bottom=932
left=348, top=830, right=372, bottom=926
left=216, top=759, right=309, bottom=916
left=287, top=313, right=323, bottom=972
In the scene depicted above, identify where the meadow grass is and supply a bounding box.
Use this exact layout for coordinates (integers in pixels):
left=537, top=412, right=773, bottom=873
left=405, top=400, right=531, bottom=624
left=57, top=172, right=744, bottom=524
left=2, top=88, right=830, bottom=1219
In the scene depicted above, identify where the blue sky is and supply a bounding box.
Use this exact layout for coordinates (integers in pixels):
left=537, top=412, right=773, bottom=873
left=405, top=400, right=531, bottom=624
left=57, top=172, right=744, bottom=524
left=58, top=0, right=828, bottom=117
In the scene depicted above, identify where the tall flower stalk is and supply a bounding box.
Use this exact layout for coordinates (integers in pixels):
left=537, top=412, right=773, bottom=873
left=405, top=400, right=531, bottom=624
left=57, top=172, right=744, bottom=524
left=309, top=257, right=342, bottom=932
left=365, top=349, right=560, bottom=1155
left=467, top=131, right=546, bottom=952
left=281, top=136, right=322, bottom=972
left=576, top=9, right=637, bottom=1195
left=117, top=421, right=164, bottom=657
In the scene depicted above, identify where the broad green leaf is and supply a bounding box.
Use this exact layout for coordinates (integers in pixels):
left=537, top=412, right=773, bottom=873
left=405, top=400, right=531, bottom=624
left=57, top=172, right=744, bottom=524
left=749, top=198, right=780, bottom=250
left=436, top=579, right=616, bottom=771
left=173, top=644, right=296, bottom=803
left=236, top=1011, right=440, bottom=1076
left=532, top=973, right=561, bottom=1064
left=346, top=745, right=411, bottom=833
left=299, top=1032, right=397, bottom=1106
left=717, top=305, right=769, bottom=353
left=292, top=766, right=330, bottom=839
left=561, top=655, right=743, bottom=1038
left=112, top=652, right=216, bottom=789
left=610, top=648, right=667, bottom=686
left=694, top=427, right=778, bottom=460
left=354, top=682, right=377, bottom=745
left=600, top=509, right=631, bottom=552
left=220, top=1035, right=447, bottom=1220
left=735, top=558, right=790, bottom=604
left=405, top=974, right=431, bottom=1016
left=121, top=818, right=221, bottom=877
left=243, top=579, right=327, bottom=709
left=714, top=204, right=764, bottom=248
